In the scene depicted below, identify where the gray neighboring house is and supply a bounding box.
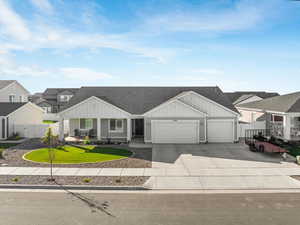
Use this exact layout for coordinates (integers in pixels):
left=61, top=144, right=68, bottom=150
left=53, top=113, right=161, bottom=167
left=35, top=88, right=79, bottom=113
left=238, top=92, right=300, bottom=141
left=58, top=86, right=240, bottom=144
left=0, top=80, right=30, bottom=103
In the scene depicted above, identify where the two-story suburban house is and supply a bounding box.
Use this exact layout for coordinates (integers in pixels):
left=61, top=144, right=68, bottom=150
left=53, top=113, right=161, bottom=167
left=31, top=88, right=79, bottom=113
left=0, top=80, right=30, bottom=103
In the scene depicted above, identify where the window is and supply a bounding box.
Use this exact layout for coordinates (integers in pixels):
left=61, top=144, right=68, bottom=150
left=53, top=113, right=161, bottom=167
left=80, top=119, right=93, bottom=130
left=9, top=95, right=15, bottom=103
left=42, top=107, right=52, bottom=113
left=109, top=119, right=123, bottom=132
left=59, top=95, right=73, bottom=102
left=272, top=115, right=283, bottom=122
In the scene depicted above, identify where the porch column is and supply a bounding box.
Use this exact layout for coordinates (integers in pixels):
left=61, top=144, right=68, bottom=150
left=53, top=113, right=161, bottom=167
left=127, top=118, right=131, bottom=142
left=283, top=115, right=291, bottom=141
left=97, top=118, right=101, bottom=140
left=59, top=117, right=64, bottom=141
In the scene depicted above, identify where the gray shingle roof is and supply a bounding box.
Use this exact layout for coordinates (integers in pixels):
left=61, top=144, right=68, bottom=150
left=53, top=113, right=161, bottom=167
left=43, top=88, right=79, bottom=99
left=61, top=86, right=238, bottom=114
left=0, top=80, right=15, bottom=90
left=225, top=92, right=279, bottom=104
left=238, top=92, right=300, bottom=113
left=0, top=103, right=27, bottom=116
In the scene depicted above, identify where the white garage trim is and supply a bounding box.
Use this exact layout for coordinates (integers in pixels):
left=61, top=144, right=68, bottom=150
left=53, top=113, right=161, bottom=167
left=207, top=119, right=235, bottom=143
left=151, top=120, right=200, bottom=144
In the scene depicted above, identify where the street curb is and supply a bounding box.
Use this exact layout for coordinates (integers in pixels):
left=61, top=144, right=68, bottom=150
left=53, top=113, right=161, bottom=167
left=0, top=184, right=149, bottom=191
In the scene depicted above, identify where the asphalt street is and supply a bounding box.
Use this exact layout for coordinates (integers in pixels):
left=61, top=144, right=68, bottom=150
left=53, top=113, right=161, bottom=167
left=0, top=191, right=300, bottom=225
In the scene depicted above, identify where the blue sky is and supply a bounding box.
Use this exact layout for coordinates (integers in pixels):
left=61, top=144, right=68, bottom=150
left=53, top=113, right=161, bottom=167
left=0, top=0, right=300, bottom=94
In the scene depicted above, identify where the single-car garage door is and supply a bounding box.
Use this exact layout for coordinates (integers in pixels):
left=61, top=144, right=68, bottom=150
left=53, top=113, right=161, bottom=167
left=151, top=120, right=199, bottom=143
left=207, top=120, right=234, bottom=143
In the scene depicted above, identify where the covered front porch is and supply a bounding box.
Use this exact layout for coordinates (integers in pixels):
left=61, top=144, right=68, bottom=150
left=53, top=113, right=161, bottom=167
left=59, top=118, right=132, bottom=142
left=269, top=113, right=300, bottom=141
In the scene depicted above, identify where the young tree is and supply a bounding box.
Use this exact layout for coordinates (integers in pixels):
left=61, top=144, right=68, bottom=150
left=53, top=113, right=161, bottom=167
left=42, top=128, right=58, bottom=181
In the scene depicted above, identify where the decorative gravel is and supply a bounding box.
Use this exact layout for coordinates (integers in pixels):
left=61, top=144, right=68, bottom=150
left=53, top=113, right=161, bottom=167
left=0, top=175, right=149, bottom=186
left=0, top=139, right=152, bottom=168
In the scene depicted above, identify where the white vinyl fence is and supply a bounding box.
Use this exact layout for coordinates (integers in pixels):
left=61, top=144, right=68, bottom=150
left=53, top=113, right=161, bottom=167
left=12, top=121, right=69, bottom=138
left=238, top=121, right=266, bottom=138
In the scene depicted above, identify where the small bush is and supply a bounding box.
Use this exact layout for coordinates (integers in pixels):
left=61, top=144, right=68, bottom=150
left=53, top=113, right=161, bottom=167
left=83, top=178, right=92, bottom=183
left=115, top=178, right=121, bottom=183
left=12, top=177, right=19, bottom=182
left=0, top=149, right=3, bottom=159
left=83, top=136, right=90, bottom=145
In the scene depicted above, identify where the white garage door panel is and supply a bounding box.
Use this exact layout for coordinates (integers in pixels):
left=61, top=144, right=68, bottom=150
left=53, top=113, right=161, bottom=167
left=152, top=120, right=199, bottom=143
left=207, top=120, right=234, bottom=143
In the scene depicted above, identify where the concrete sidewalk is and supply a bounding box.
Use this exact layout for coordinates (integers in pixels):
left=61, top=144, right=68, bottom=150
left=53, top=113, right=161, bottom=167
left=144, top=175, right=300, bottom=190
left=2, top=166, right=300, bottom=177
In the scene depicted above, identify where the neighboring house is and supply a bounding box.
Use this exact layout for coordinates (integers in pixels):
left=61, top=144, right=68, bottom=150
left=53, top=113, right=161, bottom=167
left=58, top=87, right=240, bottom=143
left=0, top=102, right=44, bottom=140
left=0, top=80, right=30, bottom=103
left=237, top=92, right=300, bottom=141
left=225, top=91, right=279, bottom=123
left=39, top=88, right=79, bottom=113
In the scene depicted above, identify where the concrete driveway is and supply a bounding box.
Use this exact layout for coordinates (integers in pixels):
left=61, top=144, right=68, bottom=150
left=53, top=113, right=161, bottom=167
left=152, top=143, right=298, bottom=171
left=145, top=143, right=300, bottom=189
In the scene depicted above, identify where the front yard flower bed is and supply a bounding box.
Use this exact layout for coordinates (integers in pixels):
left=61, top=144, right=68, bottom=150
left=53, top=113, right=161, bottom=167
left=0, top=175, right=149, bottom=186
left=23, top=145, right=132, bottom=164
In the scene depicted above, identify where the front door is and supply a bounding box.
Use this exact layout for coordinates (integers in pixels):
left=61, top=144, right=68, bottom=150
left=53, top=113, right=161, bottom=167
left=133, top=119, right=144, bottom=137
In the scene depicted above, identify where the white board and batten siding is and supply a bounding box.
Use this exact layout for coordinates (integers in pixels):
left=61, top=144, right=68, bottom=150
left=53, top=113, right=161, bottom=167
left=8, top=103, right=44, bottom=137
left=146, top=92, right=238, bottom=143
left=60, top=97, right=130, bottom=119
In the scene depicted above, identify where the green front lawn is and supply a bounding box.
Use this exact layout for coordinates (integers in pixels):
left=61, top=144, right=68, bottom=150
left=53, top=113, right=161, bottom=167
left=23, top=145, right=132, bottom=164
left=43, top=120, right=58, bottom=124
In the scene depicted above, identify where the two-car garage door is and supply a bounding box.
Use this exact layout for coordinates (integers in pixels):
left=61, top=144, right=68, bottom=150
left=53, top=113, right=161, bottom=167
left=151, top=119, right=234, bottom=143
left=151, top=120, right=199, bottom=144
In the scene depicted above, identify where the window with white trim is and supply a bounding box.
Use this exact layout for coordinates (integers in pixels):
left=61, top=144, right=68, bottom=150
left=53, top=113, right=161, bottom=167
left=59, top=95, right=73, bottom=102
left=80, top=119, right=93, bottom=130
left=109, top=119, right=123, bottom=132
left=9, top=95, right=15, bottom=103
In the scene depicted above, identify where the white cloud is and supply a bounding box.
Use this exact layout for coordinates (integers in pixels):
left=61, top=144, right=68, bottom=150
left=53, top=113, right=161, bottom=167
left=30, top=0, right=53, bottom=13
left=0, top=0, right=31, bottom=40
left=144, top=0, right=276, bottom=33
left=60, top=67, right=113, bottom=81
left=0, top=55, right=112, bottom=80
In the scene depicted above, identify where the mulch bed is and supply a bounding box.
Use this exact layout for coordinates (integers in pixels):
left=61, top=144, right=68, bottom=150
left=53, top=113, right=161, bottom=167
left=0, top=139, right=152, bottom=168
left=0, top=175, right=149, bottom=186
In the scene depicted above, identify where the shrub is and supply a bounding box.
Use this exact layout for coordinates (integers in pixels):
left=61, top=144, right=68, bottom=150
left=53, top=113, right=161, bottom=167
left=83, top=178, right=92, bottom=183
left=115, top=178, right=121, bottom=183
left=12, top=177, right=19, bottom=182
left=0, top=149, right=3, bottom=159
left=83, top=136, right=90, bottom=145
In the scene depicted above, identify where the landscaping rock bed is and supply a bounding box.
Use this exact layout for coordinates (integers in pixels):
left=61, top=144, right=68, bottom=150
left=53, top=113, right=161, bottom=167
left=0, top=175, right=149, bottom=186
left=0, top=139, right=152, bottom=168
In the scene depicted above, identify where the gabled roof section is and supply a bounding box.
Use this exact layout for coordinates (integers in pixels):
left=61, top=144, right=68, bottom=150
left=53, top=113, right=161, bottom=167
left=238, top=92, right=300, bottom=113
left=0, top=103, right=27, bottom=116
left=233, top=94, right=257, bottom=105
left=0, top=80, right=15, bottom=90
left=225, top=91, right=279, bottom=104
left=61, top=86, right=238, bottom=114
